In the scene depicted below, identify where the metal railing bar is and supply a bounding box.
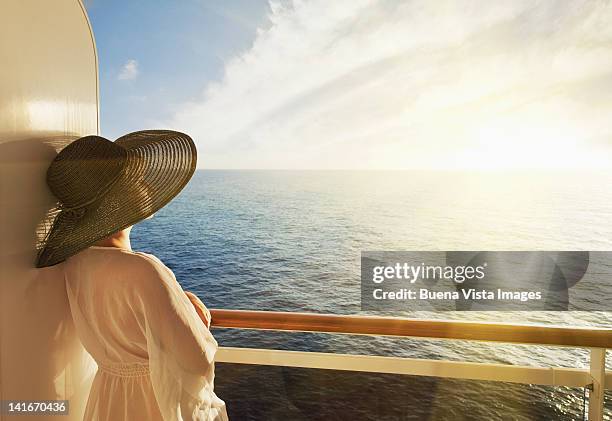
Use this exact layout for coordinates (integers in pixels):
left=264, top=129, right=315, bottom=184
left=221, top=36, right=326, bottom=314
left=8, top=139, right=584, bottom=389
left=215, top=347, right=606, bottom=389
left=210, top=309, right=612, bottom=348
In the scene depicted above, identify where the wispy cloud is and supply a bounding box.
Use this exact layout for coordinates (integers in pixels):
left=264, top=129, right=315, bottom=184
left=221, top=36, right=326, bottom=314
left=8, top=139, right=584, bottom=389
left=118, top=59, right=139, bottom=81
left=168, top=0, right=612, bottom=170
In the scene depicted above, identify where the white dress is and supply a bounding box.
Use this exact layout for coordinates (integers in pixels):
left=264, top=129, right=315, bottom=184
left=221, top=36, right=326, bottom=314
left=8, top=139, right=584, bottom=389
left=64, top=246, right=228, bottom=421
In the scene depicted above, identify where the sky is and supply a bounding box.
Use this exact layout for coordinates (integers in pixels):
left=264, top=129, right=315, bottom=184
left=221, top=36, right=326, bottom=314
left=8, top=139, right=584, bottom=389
left=85, top=0, right=612, bottom=170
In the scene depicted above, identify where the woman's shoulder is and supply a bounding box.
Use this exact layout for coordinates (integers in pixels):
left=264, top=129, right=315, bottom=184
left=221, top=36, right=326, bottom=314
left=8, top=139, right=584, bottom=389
left=130, top=250, right=165, bottom=267
left=74, top=247, right=173, bottom=279
left=80, top=246, right=161, bottom=264
left=126, top=252, right=183, bottom=300
left=127, top=251, right=179, bottom=290
left=130, top=251, right=175, bottom=277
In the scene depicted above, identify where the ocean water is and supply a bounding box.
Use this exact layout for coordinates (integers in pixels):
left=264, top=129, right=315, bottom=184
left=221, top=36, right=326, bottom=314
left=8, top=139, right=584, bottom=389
left=131, top=170, right=612, bottom=420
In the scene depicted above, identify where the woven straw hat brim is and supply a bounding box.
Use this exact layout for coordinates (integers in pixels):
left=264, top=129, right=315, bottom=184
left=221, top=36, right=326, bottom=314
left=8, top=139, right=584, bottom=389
left=36, top=130, right=196, bottom=268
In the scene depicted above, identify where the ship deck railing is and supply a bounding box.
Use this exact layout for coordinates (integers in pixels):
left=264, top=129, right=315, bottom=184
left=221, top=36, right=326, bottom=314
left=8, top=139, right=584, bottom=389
left=209, top=309, right=611, bottom=420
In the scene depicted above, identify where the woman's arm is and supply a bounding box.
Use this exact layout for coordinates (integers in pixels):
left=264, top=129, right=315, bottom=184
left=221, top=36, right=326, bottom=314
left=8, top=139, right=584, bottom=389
left=185, top=290, right=211, bottom=328
left=135, top=254, right=226, bottom=419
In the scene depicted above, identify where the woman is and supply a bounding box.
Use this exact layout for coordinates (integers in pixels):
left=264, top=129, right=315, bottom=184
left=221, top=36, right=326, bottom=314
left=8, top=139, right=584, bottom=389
left=36, top=130, right=228, bottom=420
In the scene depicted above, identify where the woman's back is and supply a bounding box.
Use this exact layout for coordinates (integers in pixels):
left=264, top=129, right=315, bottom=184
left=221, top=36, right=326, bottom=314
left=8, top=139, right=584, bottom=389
left=65, top=246, right=227, bottom=421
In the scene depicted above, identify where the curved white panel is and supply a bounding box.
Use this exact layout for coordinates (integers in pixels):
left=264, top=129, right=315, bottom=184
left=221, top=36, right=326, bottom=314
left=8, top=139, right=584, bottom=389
left=0, top=1, right=99, bottom=420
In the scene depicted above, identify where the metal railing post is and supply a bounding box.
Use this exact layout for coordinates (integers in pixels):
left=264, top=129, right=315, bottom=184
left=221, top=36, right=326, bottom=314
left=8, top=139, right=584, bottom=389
left=588, top=348, right=606, bottom=421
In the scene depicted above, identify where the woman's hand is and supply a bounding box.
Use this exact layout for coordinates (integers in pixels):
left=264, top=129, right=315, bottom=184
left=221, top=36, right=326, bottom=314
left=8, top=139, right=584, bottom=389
left=184, top=290, right=211, bottom=328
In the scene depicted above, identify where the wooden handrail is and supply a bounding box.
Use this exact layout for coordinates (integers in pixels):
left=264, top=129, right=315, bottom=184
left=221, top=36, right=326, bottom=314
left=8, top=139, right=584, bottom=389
left=210, top=309, right=612, bottom=348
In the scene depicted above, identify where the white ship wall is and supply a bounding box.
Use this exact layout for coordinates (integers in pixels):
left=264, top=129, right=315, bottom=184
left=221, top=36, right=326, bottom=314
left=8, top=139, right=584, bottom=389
left=0, top=1, right=99, bottom=419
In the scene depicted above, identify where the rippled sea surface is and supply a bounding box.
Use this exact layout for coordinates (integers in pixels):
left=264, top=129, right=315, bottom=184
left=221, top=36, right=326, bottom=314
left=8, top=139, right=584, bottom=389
left=131, top=170, right=612, bottom=420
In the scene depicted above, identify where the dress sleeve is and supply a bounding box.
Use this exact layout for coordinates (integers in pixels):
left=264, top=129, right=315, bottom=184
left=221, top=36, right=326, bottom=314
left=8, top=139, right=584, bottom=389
left=135, top=253, right=228, bottom=421
left=185, top=290, right=212, bottom=328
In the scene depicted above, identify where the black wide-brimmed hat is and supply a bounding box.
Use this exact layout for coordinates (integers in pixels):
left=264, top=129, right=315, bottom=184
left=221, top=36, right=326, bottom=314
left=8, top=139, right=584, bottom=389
left=36, top=130, right=197, bottom=268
